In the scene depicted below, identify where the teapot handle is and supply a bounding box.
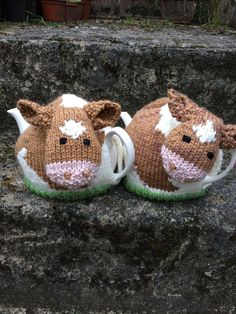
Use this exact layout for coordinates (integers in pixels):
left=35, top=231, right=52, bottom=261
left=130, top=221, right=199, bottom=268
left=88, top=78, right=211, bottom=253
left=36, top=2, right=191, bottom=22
left=203, top=149, right=236, bottom=185
left=104, top=127, right=135, bottom=184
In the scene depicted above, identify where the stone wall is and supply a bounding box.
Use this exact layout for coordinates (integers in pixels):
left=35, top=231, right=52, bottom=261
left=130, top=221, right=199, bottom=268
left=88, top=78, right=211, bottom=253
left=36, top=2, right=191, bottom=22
left=0, top=128, right=236, bottom=313
left=91, top=0, right=161, bottom=18
left=215, top=0, right=236, bottom=28
left=1, top=0, right=235, bottom=27
left=0, top=25, right=235, bottom=128
left=91, top=0, right=236, bottom=27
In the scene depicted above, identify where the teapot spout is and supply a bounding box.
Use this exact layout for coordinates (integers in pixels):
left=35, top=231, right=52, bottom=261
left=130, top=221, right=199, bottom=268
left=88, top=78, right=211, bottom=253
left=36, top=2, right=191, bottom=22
left=7, top=108, right=30, bottom=134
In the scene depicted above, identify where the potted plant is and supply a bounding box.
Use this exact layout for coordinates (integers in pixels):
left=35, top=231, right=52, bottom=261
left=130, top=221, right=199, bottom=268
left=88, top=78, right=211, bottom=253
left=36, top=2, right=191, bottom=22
left=41, top=0, right=84, bottom=22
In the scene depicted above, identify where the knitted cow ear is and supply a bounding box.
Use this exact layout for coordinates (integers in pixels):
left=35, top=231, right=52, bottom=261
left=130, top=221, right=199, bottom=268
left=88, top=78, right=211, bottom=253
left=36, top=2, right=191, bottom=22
left=167, top=89, right=201, bottom=122
left=17, top=99, right=53, bottom=128
left=220, top=124, right=236, bottom=149
left=84, top=100, right=121, bottom=130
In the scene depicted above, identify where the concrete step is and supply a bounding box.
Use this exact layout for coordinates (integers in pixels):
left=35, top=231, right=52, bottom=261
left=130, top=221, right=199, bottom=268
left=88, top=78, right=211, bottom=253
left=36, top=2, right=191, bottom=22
left=0, top=22, right=236, bottom=313
left=0, top=22, right=235, bottom=127
left=1, top=130, right=236, bottom=312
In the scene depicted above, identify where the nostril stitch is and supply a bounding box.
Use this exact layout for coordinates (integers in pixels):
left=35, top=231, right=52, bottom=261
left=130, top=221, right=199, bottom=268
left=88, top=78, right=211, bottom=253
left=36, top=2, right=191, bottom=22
left=64, top=172, right=72, bottom=180
left=169, top=162, right=177, bottom=171
left=82, top=170, right=91, bottom=178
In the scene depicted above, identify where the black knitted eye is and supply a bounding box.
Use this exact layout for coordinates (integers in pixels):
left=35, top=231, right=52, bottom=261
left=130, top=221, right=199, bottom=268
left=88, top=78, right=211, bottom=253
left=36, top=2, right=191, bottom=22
left=207, top=152, right=214, bottom=160
left=183, top=135, right=191, bottom=143
left=83, top=139, right=91, bottom=146
left=60, top=137, right=67, bottom=145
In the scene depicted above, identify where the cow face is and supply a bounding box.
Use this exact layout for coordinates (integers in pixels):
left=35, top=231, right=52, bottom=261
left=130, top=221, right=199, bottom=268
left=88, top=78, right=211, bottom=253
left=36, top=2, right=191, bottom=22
left=160, top=90, right=236, bottom=183
left=17, top=98, right=121, bottom=189
left=161, top=116, right=222, bottom=183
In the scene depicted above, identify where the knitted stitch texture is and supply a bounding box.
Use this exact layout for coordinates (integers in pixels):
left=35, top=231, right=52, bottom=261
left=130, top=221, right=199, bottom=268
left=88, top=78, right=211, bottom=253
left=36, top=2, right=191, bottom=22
left=125, top=89, right=236, bottom=199
left=14, top=95, right=122, bottom=199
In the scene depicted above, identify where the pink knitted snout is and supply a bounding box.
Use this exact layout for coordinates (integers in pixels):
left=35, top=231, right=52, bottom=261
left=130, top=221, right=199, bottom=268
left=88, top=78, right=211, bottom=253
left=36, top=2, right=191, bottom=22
left=46, top=160, right=98, bottom=189
left=161, top=145, right=207, bottom=183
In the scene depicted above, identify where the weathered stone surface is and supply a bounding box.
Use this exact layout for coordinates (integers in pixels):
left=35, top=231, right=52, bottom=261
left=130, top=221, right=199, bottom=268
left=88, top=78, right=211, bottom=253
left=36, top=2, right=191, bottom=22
left=0, top=23, right=235, bottom=129
left=91, top=0, right=162, bottom=18
left=0, top=125, right=236, bottom=312
left=215, top=0, right=236, bottom=28
left=194, top=0, right=236, bottom=27
left=90, top=0, right=236, bottom=28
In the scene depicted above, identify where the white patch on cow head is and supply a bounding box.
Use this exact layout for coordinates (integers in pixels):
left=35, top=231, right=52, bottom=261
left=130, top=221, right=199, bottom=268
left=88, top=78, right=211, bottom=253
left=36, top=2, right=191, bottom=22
left=60, top=94, right=88, bottom=108
left=155, top=104, right=181, bottom=136
left=192, top=120, right=216, bottom=143
left=59, top=119, right=86, bottom=139
left=17, top=147, right=54, bottom=192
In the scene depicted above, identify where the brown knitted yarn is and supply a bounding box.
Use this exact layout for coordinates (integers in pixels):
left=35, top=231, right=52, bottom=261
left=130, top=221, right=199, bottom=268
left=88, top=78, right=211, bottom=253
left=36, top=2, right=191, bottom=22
left=44, top=107, right=101, bottom=165
left=221, top=124, right=236, bottom=149
left=16, top=96, right=121, bottom=191
left=126, top=89, right=236, bottom=192
left=164, top=114, right=221, bottom=174
left=84, top=100, right=121, bottom=130
left=17, top=99, right=55, bottom=128
left=126, top=102, right=178, bottom=192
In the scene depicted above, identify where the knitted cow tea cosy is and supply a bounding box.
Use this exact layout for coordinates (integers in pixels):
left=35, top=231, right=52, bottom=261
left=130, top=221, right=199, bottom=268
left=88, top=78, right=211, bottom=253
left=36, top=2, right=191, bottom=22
left=8, top=94, right=135, bottom=200
left=121, top=89, right=236, bottom=201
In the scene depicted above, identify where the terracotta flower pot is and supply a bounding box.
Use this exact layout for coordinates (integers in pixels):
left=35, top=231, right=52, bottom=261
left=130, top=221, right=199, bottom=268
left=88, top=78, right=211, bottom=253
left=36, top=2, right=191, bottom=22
left=81, top=0, right=91, bottom=20
left=66, top=1, right=83, bottom=21
left=41, top=0, right=83, bottom=22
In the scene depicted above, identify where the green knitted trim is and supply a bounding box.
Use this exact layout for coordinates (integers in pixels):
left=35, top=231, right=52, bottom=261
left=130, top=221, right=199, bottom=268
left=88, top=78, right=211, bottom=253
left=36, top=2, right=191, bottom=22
left=124, top=178, right=206, bottom=201
left=24, top=177, right=111, bottom=201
